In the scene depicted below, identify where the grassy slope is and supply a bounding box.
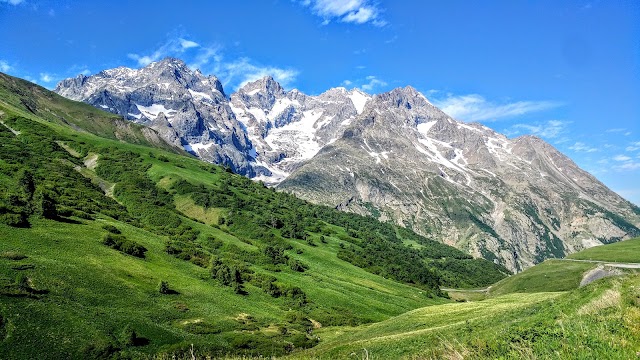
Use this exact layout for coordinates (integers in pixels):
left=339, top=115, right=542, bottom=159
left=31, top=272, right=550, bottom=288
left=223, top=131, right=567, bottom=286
left=292, top=275, right=640, bottom=359
left=6, top=73, right=637, bottom=359
left=488, top=260, right=595, bottom=296
left=489, top=237, right=640, bottom=297
left=567, top=237, right=640, bottom=262
left=292, top=239, right=640, bottom=359
left=0, top=127, right=439, bottom=359
left=2, top=81, right=494, bottom=358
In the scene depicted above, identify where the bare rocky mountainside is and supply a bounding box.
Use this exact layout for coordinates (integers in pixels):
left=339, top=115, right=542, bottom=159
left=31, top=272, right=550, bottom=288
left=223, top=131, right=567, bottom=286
left=55, top=57, right=640, bottom=271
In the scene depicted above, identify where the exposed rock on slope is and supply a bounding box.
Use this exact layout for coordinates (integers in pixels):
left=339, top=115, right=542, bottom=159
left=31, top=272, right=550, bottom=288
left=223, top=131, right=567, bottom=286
left=278, top=86, right=640, bottom=271
left=56, top=58, right=255, bottom=174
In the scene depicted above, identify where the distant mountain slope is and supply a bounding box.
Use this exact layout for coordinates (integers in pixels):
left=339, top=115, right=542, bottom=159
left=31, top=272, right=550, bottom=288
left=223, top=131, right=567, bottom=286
left=55, top=59, right=640, bottom=271
left=279, top=87, right=640, bottom=271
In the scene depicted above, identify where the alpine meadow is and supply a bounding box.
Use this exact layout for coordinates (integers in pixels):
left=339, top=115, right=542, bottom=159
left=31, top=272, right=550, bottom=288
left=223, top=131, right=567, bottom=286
left=1, top=1, right=640, bottom=359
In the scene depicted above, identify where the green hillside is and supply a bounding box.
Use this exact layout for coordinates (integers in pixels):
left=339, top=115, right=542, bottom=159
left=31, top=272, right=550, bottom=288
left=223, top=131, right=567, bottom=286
left=291, top=275, right=640, bottom=359
left=567, top=237, right=640, bottom=262
left=292, top=239, right=640, bottom=359
left=0, top=76, right=509, bottom=359
left=488, top=238, right=640, bottom=297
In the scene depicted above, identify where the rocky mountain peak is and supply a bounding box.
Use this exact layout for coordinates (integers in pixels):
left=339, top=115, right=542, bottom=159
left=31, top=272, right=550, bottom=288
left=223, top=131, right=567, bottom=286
left=375, top=86, right=431, bottom=110
left=240, top=76, right=284, bottom=96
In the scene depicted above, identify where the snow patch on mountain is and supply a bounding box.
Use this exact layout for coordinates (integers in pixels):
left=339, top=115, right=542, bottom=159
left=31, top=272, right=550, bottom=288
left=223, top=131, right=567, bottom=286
left=136, top=103, right=177, bottom=120
left=349, top=90, right=369, bottom=114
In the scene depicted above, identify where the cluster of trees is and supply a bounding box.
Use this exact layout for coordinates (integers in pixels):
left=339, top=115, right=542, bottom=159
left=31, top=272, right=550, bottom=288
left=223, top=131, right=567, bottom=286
left=102, top=233, right=147, bottom=258
left=0, top=114, right=129, bottom=227
left=0, top=108, right=508, bottom=304
left=169, top=172, right=510, bottom=291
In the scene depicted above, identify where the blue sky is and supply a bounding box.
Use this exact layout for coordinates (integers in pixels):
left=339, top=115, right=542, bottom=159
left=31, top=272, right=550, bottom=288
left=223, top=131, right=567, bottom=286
left=1, top=0, right=639, bottom=205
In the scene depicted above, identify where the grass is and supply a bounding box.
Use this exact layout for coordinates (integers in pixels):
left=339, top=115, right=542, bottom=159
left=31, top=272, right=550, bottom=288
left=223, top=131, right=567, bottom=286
left=290, top=275, right=640, bottom=359
left=567, top=237, right=640, bottom=263
left=0, top=216, right=439, bottom=359
left=0, top=85, right=455, bottom=358
left=488, top=259, right=595, bottom=296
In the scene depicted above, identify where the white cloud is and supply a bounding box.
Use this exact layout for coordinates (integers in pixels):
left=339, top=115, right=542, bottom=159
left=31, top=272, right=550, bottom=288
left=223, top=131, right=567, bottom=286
left=0, top=60, right=12, bottom=72
left=614, top=154, right=632, bottom=162
left=606, top=128, right=632, bottom=136
left=302, top=0, right=386, bottom=26
left=39, top=73, right=53, bottom=83
left=615, top=162, right=640, bottom=171
left=179, top=39, right=199, bottom=49
left=568, top=142, right=598, bottom=153
left=361, top=75, right=387, bottom=91
left=67, top=64, right=91, bottom=77
left=504, top=120, right=570, bottom=139
left=128, top=37, right=201, bottom=66
left=340, top=75, right=387, bottom=92
left=188, top=45, right=222, bottom=70
left=219, top=58, right=299, bottom=89
left=430, top=93, right=561, bottom=122
left=126, top=35, right=298, bottom=91
left=0, top=0, right=24, bottom=5
left=607, top=153, right=640, bottom=172
left=625, top=141, right=640, bottom=152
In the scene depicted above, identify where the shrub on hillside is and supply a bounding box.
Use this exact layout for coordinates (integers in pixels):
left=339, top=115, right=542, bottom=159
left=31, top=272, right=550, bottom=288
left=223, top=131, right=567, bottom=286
left=102, top=233, right=146, bottom=258
left=101, top=224, right=121, bottom=234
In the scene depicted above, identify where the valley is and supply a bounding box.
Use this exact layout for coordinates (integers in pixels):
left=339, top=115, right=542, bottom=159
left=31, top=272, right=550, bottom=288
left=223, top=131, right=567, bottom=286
left=1, top=71, right=639, bottom=359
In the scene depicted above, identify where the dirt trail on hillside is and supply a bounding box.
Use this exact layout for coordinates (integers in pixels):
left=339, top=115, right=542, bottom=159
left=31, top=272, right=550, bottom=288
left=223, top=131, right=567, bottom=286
left=561, top=258, right=640, bottom=269
left=0, top=111, right=21, bottom=136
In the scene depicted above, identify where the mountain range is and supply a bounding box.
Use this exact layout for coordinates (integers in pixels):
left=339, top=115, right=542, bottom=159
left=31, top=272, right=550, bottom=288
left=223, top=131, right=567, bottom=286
left=55, top=57, right=640, bottom=271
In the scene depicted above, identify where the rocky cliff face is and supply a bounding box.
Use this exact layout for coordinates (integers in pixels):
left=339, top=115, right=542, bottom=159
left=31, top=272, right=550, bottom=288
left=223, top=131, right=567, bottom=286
left=56, top=59, right=640, bottom=271
left=278, top=86, right=640, bottom=271
left=56, top=58, right=256, bottom=174
left=229, top=77, right=369, bottom=183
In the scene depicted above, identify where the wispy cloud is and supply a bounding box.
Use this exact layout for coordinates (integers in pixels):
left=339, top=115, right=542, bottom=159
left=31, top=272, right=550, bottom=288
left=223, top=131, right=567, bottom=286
left=568, top=142, right=598, bottom=153
left=606, top=128, right=632, bottom=136
left=0, top=60, right=12, bottom=72
left=614, top=154, right=632, bottom=162
left=0, top=0, right=24, bottom=5
left=504, top=120, right=570, bottom=139
left=430, top=93, right=562, bottom=122
left=341, top=75, right=387, bottom=92
left=188, top=45, right=222, bottom=70
left=67, top=64, right=91, bottom=76
left=218, top=58, right=299, bottom=89
left=39, top=73, right=54, bottom=83
left=128, top=37, right=202, bottom=66
left=301, top=0, right=387, bottom=26
left=612, top=154, right=640, bottom=171
left=361, top=75, right=387, bottom=91
left=625, top=141, right=640, bottom=152
left=127, top=35, right=299, bottom=91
